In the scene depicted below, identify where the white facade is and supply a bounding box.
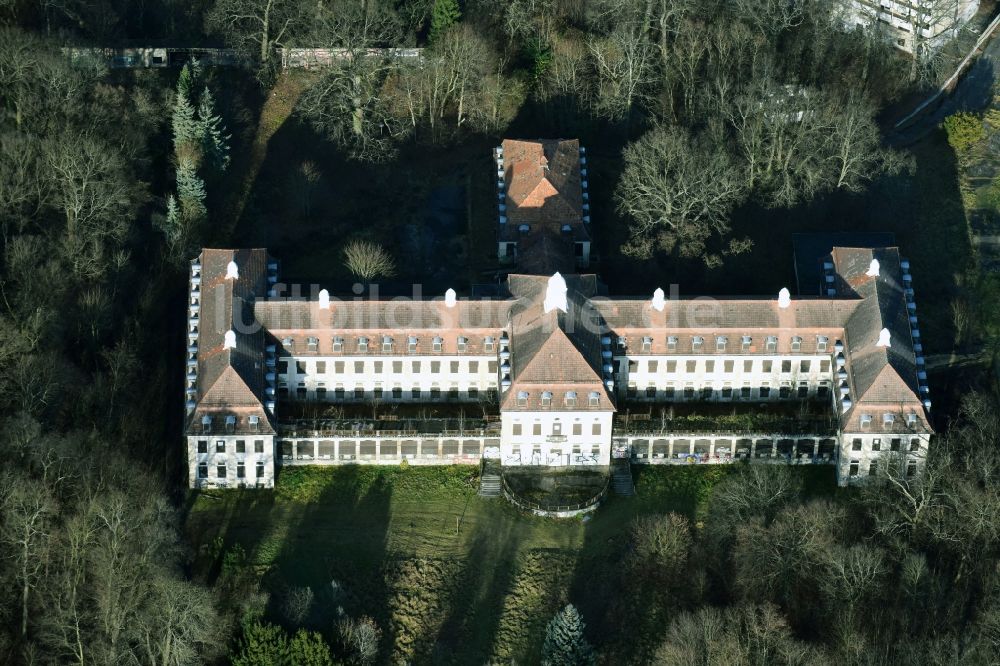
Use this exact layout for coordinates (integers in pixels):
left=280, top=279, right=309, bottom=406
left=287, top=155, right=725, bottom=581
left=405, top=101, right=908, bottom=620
left=500, top=410, right=614, bottom=466
left=188, top=434, right=276, bottom=488
left=846, top=0, right=980, bottom=53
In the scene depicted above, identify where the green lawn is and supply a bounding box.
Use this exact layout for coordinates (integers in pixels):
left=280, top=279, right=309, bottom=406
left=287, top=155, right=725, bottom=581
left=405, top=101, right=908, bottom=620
left=185, top=464, right=835, bottom=664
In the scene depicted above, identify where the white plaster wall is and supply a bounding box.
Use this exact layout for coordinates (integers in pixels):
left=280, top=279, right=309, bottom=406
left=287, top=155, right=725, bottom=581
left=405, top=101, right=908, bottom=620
left=616, top=354, right=834, bottom=401
left=280, top=354, right=498, bottom=400
left=837, top=432, right=930, bottom=485
left=500, top=411, right=614, bottom=466
left=188, top=435, right=275, bottom=488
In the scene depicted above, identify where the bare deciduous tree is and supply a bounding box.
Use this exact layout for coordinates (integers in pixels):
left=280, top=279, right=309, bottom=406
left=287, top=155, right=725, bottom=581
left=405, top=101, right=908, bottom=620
left=343, top=240, right=396, bottom=282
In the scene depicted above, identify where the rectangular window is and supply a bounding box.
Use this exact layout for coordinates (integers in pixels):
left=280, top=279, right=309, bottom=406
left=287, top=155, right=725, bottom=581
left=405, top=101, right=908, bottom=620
left=470, top=360, right=480, bottom=373
left=237, top=462, right=245, bottom=479
left=741, top=385, right=751, bottom=399
left=817, top=336, right=828, bottom=352
left=198, top=440, right=207, bottom=454
left=724, top=360, right=734, bottom=373
left=666, top=360, right=677, bottom=373
left=722, top=384, right=733, bottom=398
left=647, top=360, right=657, bottom=373
left=457, top=337, right=468, bottom=353
left=852, top=438, right=862, bottom=451
left=741, top=336, right=752, bottom=351
left=692, top=336, right=704, bottom=351
left=392, top=386, right=402, bottom=399
left=716, top=336, right=727, bottom=351
left=335, top=361, right=345, bottom=373
left=766, top=337, right=777, bottom=352
left=316, top=361, right=326, bottom=374
left=217, top=464, right=227, bottom=478
left=700, top=386, right=713, bottom=400
left=705, top=360, right=715, bottom=373
left=254, top=440, right=264, bottom=453
left=820, top=359, right=831, bottom=373
left=849, top=460, right=860, bottom=477
left=216, top=440, right=226, bottom=453
left=450, top=361, right=460, bottom=373
left=512, top=423, right=522, bottom=436
left=592, top=423, right=602, bottom=436
left=382, top=336, right=393, bottom=352
left=667, top=336, right=677, bottom=351
left=871, top=439, right=880, bottom=452
left=686, top=360, right=696, bottom=373
left=236, top=440, right=246, bottom=453
left=373, top=361, right=383, bottom=373
left=358, top=337, right=368, bottom=352
left=642, top=337, right=652, bottom=352
left=412, top=361, right=421, bottom=373
left=763, top=360, right=773, bottom=373
left=781, top=360, right=791, bottom=373
left=468, top=387, right=478, bottom=399
left=392, top=361, right=402, bottom=373
left=791, top=337, right=802, bottom=352
left=683, top=385, right=695, bottom=399
left=800, top=360, right=810, bottom=373
left=484, top=337, right=495, bottom=352
left=488, top=360, right=498, bottom=374
left=333, top=337, right=344, bottom=352
left=433, top=337, right=443, bottom=352
left=628, top=359, right=638, bottom=372
left=411, top=387, right=421, bottom=399
left=198, top=463, right=208, bottom=479
left=296, top=361, right=307, bottom=375
left=354, top=361, right=364, bottom=373
left=645, top=385, right=656, bottom=398
left=909, top=438, right=920, bottom=452
left=891, top=438, right=901, bottom=452
left=743, top=359, right=753, bottom=373
left=573, top=423, right=582, bottom=436
left=256, top=461, right=265, bottom=478
left=797, top=383, right=808, bottom=398
left=354, top=386, right=364, bottom=399
left=760, top=385, right=771, bottom=398
left=408, top=337, right=418, bottom=353
left=869, top=461, right=878, bottom=476
left=307, top=337, right=318, bottom=352
left=665, top=386, right=675, bottom=399
left=533, top=423, right=542, bottom=436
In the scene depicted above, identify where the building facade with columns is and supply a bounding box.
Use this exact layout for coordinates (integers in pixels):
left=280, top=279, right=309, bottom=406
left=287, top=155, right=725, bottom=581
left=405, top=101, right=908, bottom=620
left=183, top=139, right=932, bottom=489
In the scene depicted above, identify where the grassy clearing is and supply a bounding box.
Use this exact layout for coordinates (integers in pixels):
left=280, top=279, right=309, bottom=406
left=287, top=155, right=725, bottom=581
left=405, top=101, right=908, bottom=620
left=185, top=463, right=835, bottom=663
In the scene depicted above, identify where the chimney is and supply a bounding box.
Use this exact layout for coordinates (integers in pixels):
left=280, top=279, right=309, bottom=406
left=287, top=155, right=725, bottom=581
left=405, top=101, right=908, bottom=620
left=651, top=287, right=665, bottom=312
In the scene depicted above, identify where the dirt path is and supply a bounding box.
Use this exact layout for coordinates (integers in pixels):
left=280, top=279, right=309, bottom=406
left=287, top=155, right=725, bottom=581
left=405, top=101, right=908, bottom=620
left=224, top=71, right=312, bottom=240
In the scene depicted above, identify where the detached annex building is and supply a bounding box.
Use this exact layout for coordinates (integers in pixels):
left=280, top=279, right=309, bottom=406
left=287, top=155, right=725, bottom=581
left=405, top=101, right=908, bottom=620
left=184, top=139, right=932, bottom=489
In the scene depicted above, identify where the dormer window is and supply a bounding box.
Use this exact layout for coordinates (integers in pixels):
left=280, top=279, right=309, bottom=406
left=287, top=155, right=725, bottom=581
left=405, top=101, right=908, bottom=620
left=484, top=336, right=495, bottom=352
left=517, top=391, right=528, bottom=407
left=282, top=337, right=294, bottom=350
left=589, top=391, right=600, bottom=407
left=860, top=414, right=872, bottom=429
left=541, top=391, right=552, bottom=407
left=565, top=391, right=577, bottom=407
left=358, top=337, right=369, bottom=352
left=408, top=336, right=418, bottom=353
left=249, top=415, right=260, bottom=432
left=433, top=336, right=443, bottom=352
left=741, top=335, right=752, bottom=351
left=907, top=413, right=918, bottom=426
left=333, top=337, right=344, bottom=352
left=225, top=415, right=236, bottom=433
left=692, top=336, right=704, bottom=352
left=716, top=336, right=727, bottom=352
left=307, top=336, right=319, bottom=352
left=617, top=336, right=627, bottom=350
left=382, top=335, right=393, bottom=352
left=457, top=337, right=468, bottom=353
left=791, top=336, right=802, bottom=352
left=766, top=336, right=778, bottom=352
left=817, top=336, right=829, bottom=352
left=201, top=415, right=212, bottom=433
left=883, top=413, right=895, bottom=427
left=667, top=336, right=678, bottom=352
left=642, top=336, right=652, bottom=352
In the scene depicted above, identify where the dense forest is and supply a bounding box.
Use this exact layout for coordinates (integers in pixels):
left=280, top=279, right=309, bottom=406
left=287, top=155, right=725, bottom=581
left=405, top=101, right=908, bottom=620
left=0, top=0, right=999, bottom=664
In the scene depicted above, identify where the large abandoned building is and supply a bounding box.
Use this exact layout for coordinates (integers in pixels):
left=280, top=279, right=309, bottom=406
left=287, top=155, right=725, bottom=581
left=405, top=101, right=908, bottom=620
left=845, top=0, right=980, bottom=54
left=184, top=139, right=932, bottom=490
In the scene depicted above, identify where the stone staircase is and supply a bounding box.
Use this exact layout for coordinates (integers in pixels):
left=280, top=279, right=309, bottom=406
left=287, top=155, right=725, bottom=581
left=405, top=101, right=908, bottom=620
left=479, top=460, right=502, bottom=497
left=612, top=460, right=635, bottom=496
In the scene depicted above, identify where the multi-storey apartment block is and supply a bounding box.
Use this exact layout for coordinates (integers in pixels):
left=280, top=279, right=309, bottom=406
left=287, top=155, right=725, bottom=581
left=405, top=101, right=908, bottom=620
left=845, top=0, right=979, bottom=53
left=184, top=139, right=933, bottom=489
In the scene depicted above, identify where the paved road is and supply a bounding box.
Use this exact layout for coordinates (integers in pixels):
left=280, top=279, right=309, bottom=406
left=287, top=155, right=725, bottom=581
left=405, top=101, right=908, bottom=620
left=888, top=35, right=1000, bottom=146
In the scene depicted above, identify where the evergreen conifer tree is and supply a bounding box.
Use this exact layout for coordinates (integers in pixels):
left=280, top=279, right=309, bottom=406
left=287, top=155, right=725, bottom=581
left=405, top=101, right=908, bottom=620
left=542, top=604, right=596, bottom=666
left=429, top=0, right=460, bottom=43
left=172, top=89, right=200, bottom=163
left=176, top=161, right=207, bottom=224
left=197, top=86, right=230, bottom=172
